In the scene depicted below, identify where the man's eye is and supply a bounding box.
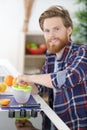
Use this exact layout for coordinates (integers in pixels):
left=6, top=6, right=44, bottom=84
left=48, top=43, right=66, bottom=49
left=55, top=28, right=59, bottom=31
left=44, top=29, right=49, bottom=33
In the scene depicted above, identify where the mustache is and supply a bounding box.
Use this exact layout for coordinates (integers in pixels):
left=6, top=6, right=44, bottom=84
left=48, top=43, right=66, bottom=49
left=47, top=37, right=59, bottom=43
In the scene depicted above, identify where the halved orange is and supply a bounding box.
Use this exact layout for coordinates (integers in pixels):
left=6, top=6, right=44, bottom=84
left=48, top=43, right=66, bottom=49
left=0, top=83, right=7, bottom=92
left=0, top=99, right=10, bottom=105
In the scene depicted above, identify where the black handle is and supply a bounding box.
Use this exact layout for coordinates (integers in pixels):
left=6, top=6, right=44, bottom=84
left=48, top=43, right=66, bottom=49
left=23, top=103, right=40, bottom=108
left=2, top=103, right=40, bottom=109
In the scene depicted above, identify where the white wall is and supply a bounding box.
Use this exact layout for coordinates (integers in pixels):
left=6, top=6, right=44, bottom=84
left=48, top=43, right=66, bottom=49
left=0, top=0, right=24, bottom=71
left=0, top=0, right=78, bottom=72
left=29, top=0, right=78, bottom=32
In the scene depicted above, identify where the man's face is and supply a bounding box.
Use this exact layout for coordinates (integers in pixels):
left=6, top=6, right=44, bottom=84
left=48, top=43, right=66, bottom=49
left=43, top=17, right=72, bottom=54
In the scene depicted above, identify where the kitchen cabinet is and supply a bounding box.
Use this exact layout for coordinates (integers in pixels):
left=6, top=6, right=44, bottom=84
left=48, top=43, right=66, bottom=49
left=18, top=32, right=46, bottom=74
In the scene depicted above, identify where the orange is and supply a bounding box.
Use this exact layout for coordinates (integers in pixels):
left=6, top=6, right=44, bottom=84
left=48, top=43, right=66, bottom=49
left=0, top=99, right=10, bottom=105
left=0, top=83, right=7, bottom=92
left=4, top=75, right=14, bottom=86
left=22, top=82, right=29, bottom=87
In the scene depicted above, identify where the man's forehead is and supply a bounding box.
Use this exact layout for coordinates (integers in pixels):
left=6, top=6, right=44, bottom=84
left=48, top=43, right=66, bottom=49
left=43, top=17, right=63, bottom=28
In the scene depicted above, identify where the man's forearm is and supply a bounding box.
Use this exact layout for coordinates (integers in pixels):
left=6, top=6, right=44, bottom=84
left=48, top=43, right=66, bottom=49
left=17, top=74, right=53, bottom=89
left=30, top=74, right=53, bottom=88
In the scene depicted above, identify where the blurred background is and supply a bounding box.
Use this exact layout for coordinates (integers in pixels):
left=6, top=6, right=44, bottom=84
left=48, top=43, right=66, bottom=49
left=0, top=0, right=87, bottom=72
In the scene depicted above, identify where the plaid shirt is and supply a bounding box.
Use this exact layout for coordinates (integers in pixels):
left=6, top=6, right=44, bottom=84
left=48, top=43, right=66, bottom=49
left=39, top=41, right=87, bottom=130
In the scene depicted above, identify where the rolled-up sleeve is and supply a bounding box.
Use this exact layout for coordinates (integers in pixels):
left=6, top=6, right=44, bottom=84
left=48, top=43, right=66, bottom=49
left=51, top=46, right=87, bottom=89
left=51, top=70, right=67, bottom=88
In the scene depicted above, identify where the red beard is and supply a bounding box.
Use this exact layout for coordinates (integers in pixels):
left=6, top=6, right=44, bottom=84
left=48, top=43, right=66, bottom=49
left=46, top=37, right=69, bottom=54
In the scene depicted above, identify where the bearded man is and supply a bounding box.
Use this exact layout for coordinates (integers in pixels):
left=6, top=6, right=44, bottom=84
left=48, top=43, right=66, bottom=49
left=17, top=5, right=87, bottom=130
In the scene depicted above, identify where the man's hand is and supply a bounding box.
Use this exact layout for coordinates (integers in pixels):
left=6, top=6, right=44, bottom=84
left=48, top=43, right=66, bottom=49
left=16, top=74, right=53, bottom=89
left=16, top=75, right=39, bottom=95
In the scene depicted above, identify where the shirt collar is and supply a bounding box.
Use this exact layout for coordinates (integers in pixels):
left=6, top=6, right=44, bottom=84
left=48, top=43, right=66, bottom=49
left=46, top=40, right=73, bottom=62
left=55, top=41, right=73, bottom=62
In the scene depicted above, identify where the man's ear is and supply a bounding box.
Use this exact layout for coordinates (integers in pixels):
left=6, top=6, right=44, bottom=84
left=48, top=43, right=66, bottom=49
left=67, top=27, right=72, bottom=36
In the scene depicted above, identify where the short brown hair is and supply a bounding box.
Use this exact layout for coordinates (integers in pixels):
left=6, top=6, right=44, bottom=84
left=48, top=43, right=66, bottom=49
left=39, top=5, right=73, bottom=30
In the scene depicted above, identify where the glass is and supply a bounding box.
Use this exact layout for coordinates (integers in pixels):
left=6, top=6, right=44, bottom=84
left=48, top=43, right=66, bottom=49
left=0, top=111, right=42, bottom=130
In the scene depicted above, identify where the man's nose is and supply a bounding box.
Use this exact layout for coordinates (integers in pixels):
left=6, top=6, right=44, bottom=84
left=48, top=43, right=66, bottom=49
left=49, top=30, right=55, bottom=37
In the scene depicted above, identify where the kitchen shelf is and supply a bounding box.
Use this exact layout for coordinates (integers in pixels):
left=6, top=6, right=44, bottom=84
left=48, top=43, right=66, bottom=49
left=18, top=32, right=46, bottom=74
left=25, top=54, right=45, bottom=59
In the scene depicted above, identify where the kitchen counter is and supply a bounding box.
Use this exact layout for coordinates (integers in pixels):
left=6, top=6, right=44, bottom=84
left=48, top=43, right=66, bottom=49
left=0, top=59, right=70, bottom=130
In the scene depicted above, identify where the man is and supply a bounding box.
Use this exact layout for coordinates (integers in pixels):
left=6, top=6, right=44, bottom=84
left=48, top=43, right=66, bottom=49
left=17, top=5, right=87, bottom=130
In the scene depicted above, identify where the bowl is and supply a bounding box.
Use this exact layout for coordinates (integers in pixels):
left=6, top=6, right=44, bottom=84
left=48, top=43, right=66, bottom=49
left=12, top=84, right=32, bottom=104
left=26, top=48, right=46, bottom=55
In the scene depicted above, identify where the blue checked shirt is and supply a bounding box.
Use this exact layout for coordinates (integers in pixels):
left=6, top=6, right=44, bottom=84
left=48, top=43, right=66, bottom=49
left=38, top=41, right=87, bottom=130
